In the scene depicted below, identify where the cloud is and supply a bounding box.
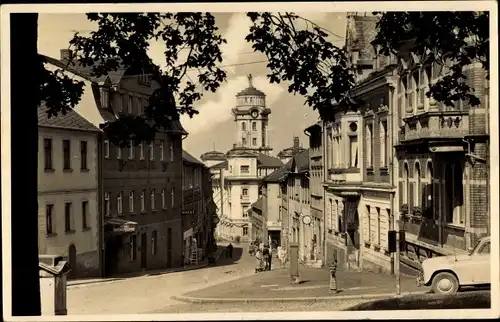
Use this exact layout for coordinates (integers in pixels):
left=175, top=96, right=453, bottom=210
left=220, top=13, right=254, bottom=75
left=180, top=75, right=284, bottom=136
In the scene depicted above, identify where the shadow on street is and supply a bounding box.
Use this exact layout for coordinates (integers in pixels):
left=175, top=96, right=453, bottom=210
left=344, top=289, right=491, bottom=311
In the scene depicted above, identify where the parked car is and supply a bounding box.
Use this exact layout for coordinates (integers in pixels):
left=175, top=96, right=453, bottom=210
left=416, top=236, right=490, bottom=295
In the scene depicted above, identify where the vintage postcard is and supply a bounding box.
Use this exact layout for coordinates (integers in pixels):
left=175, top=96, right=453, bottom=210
left=1, top=1, right=498, bottom=320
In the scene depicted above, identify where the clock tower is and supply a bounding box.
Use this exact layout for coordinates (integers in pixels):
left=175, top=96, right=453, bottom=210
left=231, top=74, right=272, bottom=155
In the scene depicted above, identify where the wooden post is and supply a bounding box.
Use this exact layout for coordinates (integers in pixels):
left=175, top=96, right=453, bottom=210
left=289, top=242, right=300, bottom=284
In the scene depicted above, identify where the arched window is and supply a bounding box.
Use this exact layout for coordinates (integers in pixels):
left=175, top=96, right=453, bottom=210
left=426, top=161, right=434, bottom=215
left=403, top=163, right=410, bottom=205
left=241, top=122, right=246, bottom=131
left=415, top=162, right=421, bottom=207
left=252, top=122, right=257, bottom=131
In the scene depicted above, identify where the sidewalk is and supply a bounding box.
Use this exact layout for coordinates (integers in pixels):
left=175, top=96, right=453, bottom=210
left=173, top=265, right=431, bottom=304
left=68, top=245, right=227, bottom=288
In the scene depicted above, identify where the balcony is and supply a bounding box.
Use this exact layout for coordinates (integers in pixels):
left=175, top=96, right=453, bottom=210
left=240, top=194, right=250, bottom=203
left=401, top=110, right=469, bottom=142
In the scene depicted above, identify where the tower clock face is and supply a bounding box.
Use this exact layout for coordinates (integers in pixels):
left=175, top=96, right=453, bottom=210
left=251, top=110, right=258, bottom=118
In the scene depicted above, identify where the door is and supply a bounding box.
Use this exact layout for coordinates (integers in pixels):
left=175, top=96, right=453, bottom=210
left=68, top=244, right=77, bottom=279
left=141, top=232, right=147, bottom=269
left=166, top=227, right=172, bottom=268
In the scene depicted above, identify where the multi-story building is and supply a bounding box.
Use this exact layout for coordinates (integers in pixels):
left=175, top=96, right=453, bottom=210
left=248, top=197, right=264, bottom=242
left=202, top=76, right=283, bottom=242
left=277, top=137, right=307, bottom=164
left=37, top=105, right=101, bottom=278
left=45, top=49, right=187, bottom=275
left=182, top=150, right=215, bottom=264
left=304, top=122, right=325, bottom=264
left=394, top=45, right=490, bottom=271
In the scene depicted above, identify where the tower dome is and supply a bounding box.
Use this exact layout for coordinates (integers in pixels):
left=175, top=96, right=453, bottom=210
left=235, top=74, right=266, bottom=108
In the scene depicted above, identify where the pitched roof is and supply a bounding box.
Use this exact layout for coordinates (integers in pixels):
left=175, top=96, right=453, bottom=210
left=263, top=160, right=292, bottom=182
left=257, top=153, right=283, bottom=168
left=251, top=197, right=264, bottom=211
left=182, top=150, right=204, bottom=166
left=38, top=104, right=100, bottom=132
left=200, top=150, right=227, bottom=161
left=293, top=149, right=310, bottom=173
left=210, top=160, right=228, bottom=169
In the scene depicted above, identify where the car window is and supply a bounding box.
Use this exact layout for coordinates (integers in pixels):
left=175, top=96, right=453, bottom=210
left=478, top=241, right=490, bottom=254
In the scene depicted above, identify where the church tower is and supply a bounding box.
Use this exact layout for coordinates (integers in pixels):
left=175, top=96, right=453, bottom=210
left=231, top=74, right=272, bottom=155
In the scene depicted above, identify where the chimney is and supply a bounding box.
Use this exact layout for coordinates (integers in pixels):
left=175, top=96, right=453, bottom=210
left=233, top=143, right=237, bottom=149
left=60, top=49, right=73, bottom=61
left=292, top=137, right=300, bottom=154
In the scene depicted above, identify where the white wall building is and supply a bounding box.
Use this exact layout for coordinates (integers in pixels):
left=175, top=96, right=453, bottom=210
left=38, top=105, right=101, bottom=278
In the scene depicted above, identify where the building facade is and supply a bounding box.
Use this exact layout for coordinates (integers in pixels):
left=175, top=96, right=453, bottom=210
left=38, top=105, right=101, bottom=278
left=46, top=49, right=187, bottom=275
left=182, top=150, right=216, bottom=264
left=394, top=50, right=490, bottom=271
left=304, top=122, right=325, bottom=264
left=202, top=76, right=282, bottom=242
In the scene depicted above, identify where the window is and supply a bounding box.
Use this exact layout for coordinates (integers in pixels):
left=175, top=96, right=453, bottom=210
left=252, top=122, right=257, bottom=131
left=82, top=201, right=88, bottom=229
left=151, top=189, right=156, bottom=210
left=478, top=241, right=490, bottom=255
left=46, top=204, right=54, bottom=235
left=241, top=122, right=246, bottom=131
left=242, top=188, right=248, bottom=196
left=240, top=165, right=250, bottom=174
left=349, top=136, right=358, bottom=168
left=169, top=143, right=174, bottom=162
left=376, top=207, right=381, bottom=245
left=366, top=205, right=371, bottom=242
left=445, top=163, right=464, bottom=225
left=136, top=97, right=142, bottom=115
left=128, top=95, right=133, bottom=114
left=160, top=140, right=164, bottom=161
left=63, top=139, right=71, bottom=169
left=117, top=146, right=122, bottom=159
left=380, top=120, right=388, bottom=167
left=426, top=161, right=434, bottom=218
left=117, top=192, right=123, bottom=214
left=44, top=138, right=53, bottom=169
left=161, top=189, right=166, bottom=209
left=128, top=143, right=134, bottom=160
left=130, top=235, right=137, bottom=261
left=149, top=142, right=155, bottom=160
left=151, top=231, right=158, bottom=255
left=104, top=140, right=110, bottom=159
left=101, top=88, right=109, bottom=108
left=366, top=123, right=373, bottom=168
left=129, top=191, right=135, bottom=213
left=415, top=163, right=422, bottom=207
left=403, top=163, right=409, bottom=204
left=140, top=190, right=146, bottom=213
left=139, top=141, right=144, bottom=160
left=243, top=226, right=248, bottom=236
left=80, top=141, right=88, bottom=170
left=252, top=138, right=257, bottom=146
left=104, top=192, right=110, bottom=216
left=242, top=138, right=247, bottom=146
left=171, top=187, right=175, bottom=207
left=64, top=202, right=72, bottom=232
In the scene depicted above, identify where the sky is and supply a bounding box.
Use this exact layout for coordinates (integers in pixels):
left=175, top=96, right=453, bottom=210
left=37, top=12, right=347, bottom=160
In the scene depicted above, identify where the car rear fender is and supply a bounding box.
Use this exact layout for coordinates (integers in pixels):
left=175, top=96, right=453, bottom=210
left=428, top=269, right=460, bottom=286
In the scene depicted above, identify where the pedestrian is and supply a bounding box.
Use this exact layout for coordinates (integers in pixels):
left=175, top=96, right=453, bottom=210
left=255, top=248, right=264, bottom=273
left=278, top=246, right=287, bottom=269
left=262, top=245, right=270, bottom=271
left=248, top=242, right=254, bottom=256
left=267, top=246, right=273, bottom=271
left=329, top=252, right=338, bottom=294
left=227, top=243, right=233, bottom=259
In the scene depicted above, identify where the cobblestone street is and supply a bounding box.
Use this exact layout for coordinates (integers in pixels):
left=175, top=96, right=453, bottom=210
left=67, top=244, right=254, bottom=315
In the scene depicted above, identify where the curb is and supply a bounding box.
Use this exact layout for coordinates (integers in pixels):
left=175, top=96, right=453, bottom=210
left=68, top=245, right=228, bottom=289
left=171, top=291, right=429, bottom=304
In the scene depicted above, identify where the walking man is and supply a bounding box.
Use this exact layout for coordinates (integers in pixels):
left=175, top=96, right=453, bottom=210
left=227, top=243, right=233, bottom=259
left=329, top=251, right=338, bottom=294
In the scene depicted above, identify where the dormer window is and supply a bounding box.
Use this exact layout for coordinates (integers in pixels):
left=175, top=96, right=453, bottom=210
left=139, top=72, right=151, bottom=85
left=101, top=88, right=109, bottom=109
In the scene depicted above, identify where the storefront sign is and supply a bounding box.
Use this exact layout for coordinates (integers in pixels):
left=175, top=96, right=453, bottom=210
left=113, top=224, right=136, bottom=233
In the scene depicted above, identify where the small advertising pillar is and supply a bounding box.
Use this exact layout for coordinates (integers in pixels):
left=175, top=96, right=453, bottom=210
left=39, top=255, right=72, bottom=316
left=289, top=242, right=300, bottom=284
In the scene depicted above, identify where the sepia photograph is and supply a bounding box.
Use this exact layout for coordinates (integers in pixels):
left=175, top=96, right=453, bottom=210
left=1, top=1, right=498, bottom=320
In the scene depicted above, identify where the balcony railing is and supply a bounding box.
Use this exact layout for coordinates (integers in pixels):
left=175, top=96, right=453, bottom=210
left=240, top=194, right=250, bottom=202
left=402, top=111, right=469, bottom=141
